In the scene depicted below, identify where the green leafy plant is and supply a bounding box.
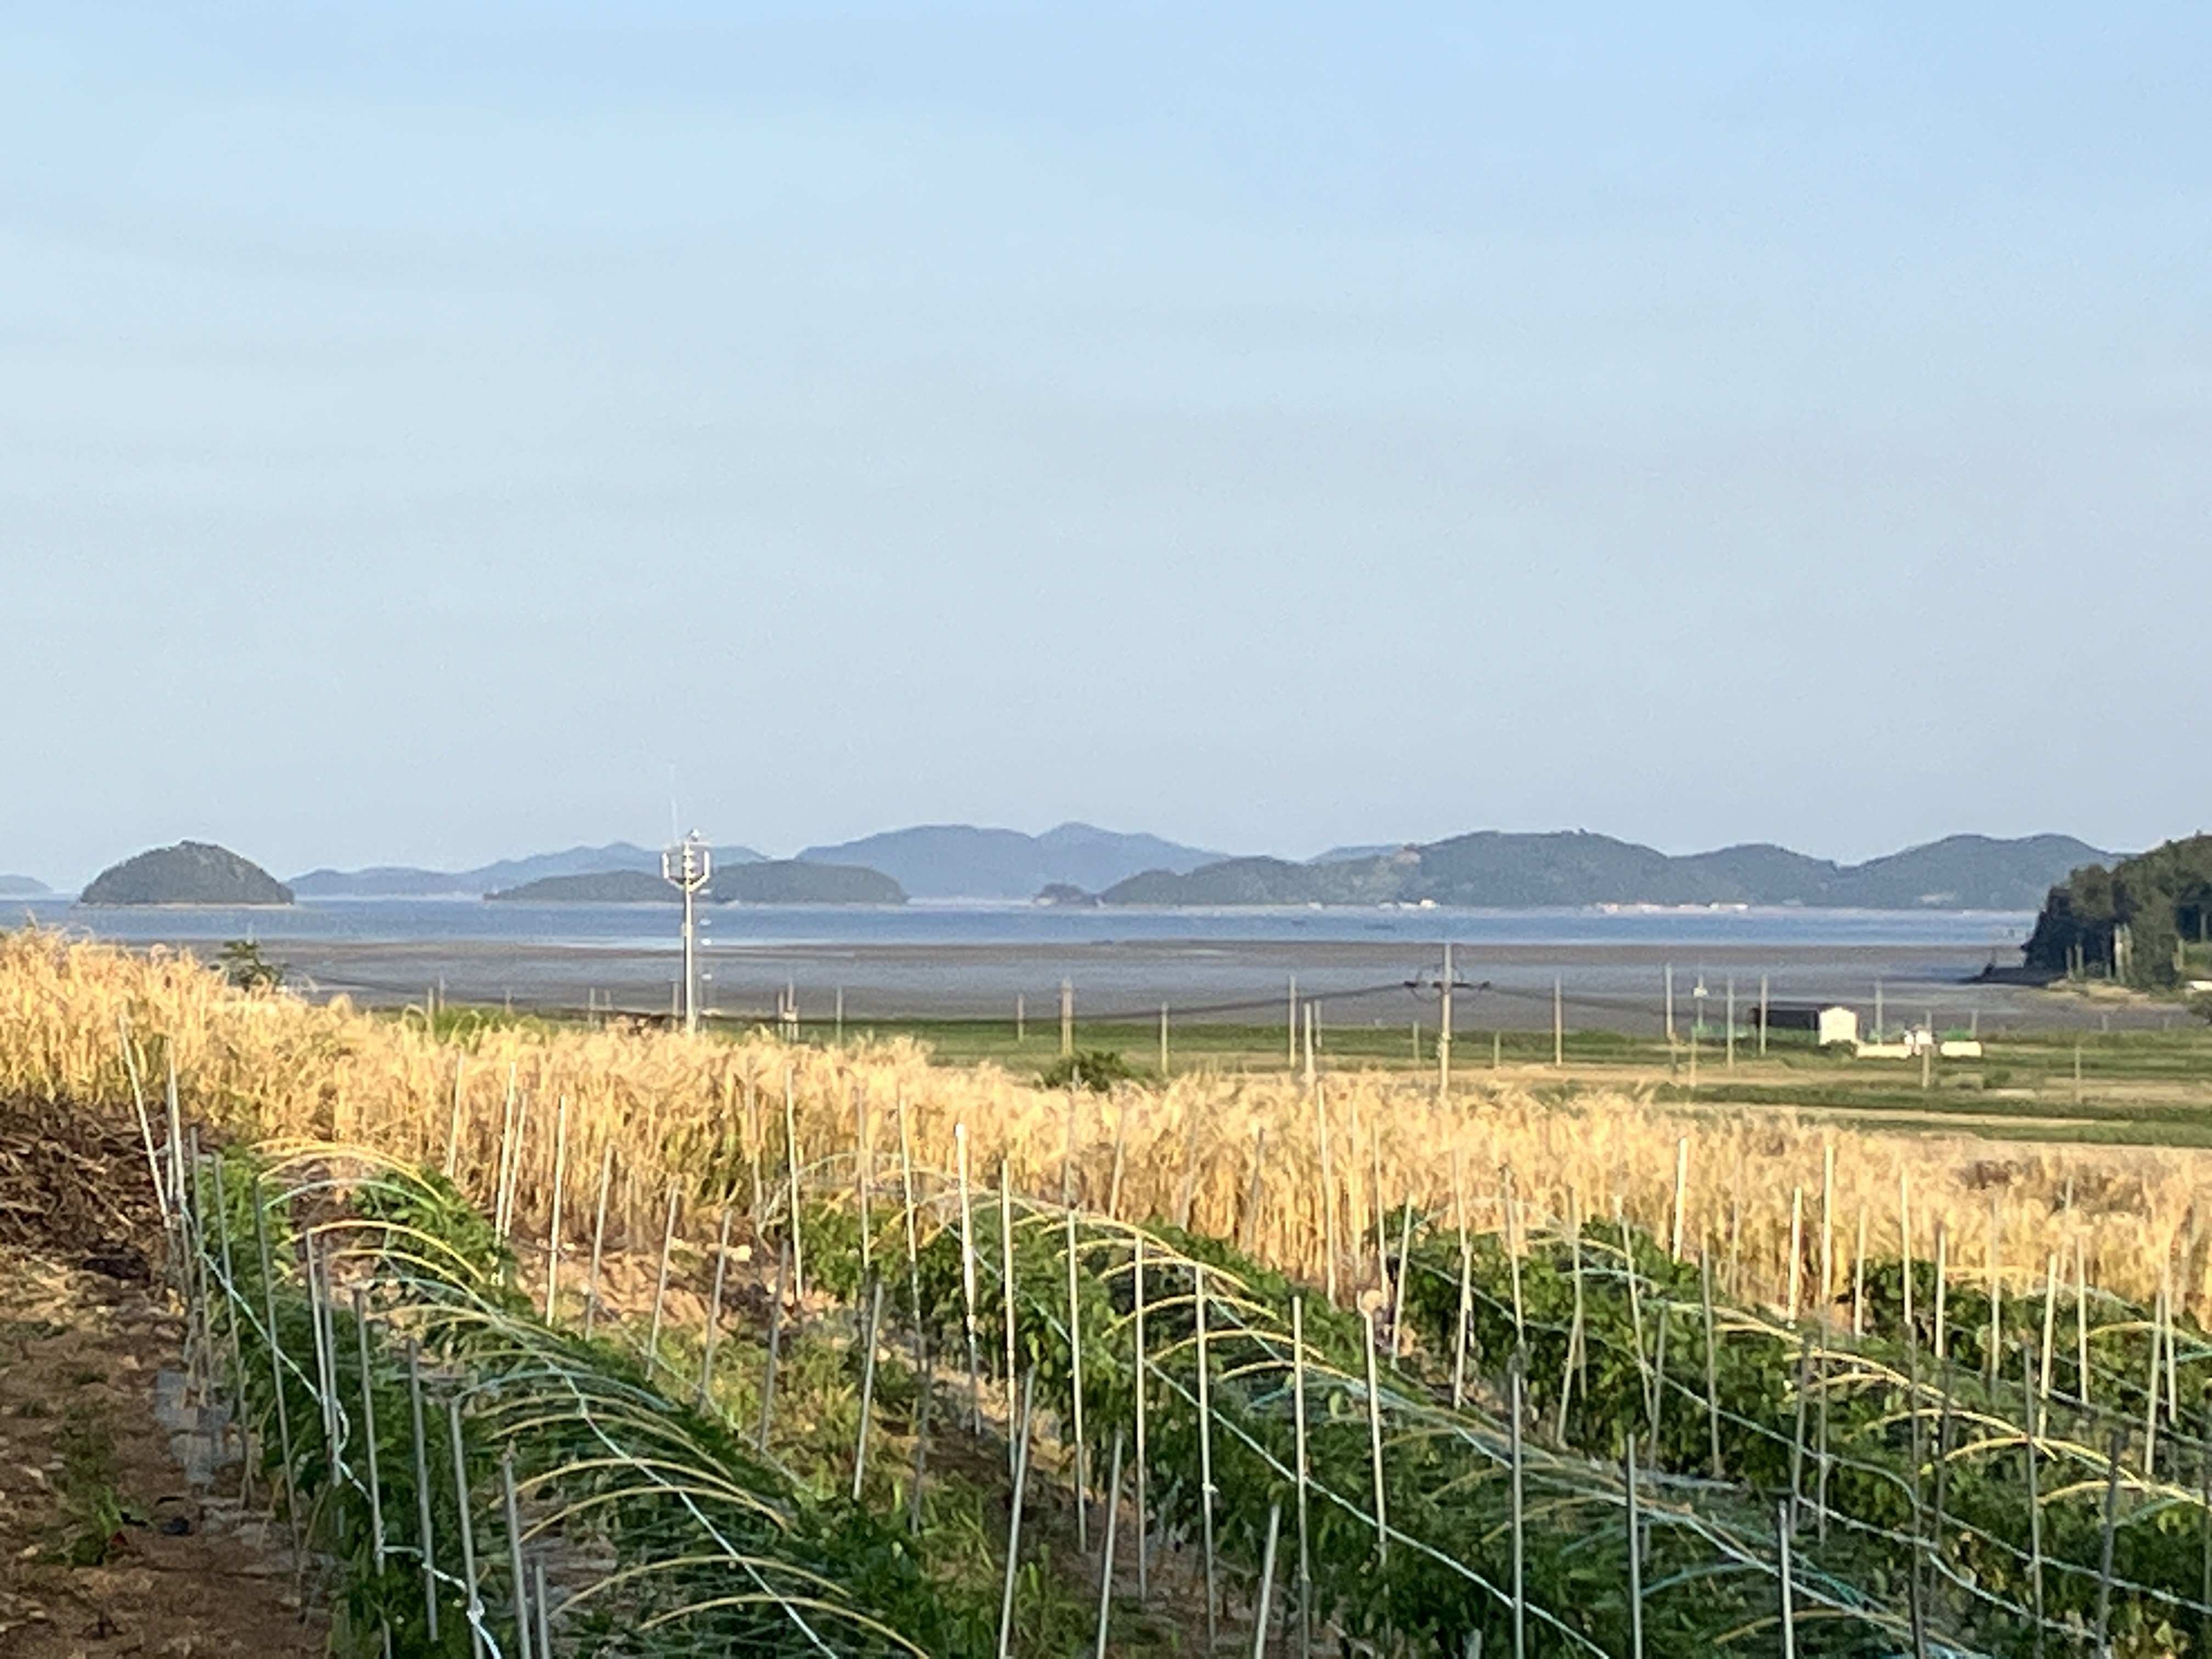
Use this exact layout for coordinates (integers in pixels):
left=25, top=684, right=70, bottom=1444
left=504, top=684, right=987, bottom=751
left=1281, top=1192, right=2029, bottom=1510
left=1036, top=1048, right=1138, bottom=1092
left=218, top=937, right=285, bottom=991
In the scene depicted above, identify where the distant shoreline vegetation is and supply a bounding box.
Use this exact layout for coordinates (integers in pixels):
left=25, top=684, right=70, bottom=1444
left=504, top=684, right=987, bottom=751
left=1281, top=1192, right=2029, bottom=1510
left=1093, top=831, right=2107, bottom=912
left=2023, top=834, right=2212, bottom=992
left=487, top=861, right=906, bottom=906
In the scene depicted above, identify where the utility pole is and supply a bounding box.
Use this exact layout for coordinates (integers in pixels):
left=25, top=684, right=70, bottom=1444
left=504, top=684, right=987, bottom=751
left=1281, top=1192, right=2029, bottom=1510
left=1060, top=979, right=1075, bottom=1058
left=1406, top=945, right=1475, bottom=1097
left=1759, top=974, right=1769, bottom=1057
left=661, top=831, right=712, bottom=1036
left=1440, top=944, right=1454, bottom=1092
left=1665, top=963, right=1677, bottom=1046
left=1552, top=977, right=1564, bottom=1068
left=1725, top=978, right=1736, bottom=1069
left=1288, top=977, right=1299, bottom=1068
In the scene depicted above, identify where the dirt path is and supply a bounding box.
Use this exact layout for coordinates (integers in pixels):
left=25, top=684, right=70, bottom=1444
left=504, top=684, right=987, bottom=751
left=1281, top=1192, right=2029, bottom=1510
left=1, top=1099, right=326, bottom=1657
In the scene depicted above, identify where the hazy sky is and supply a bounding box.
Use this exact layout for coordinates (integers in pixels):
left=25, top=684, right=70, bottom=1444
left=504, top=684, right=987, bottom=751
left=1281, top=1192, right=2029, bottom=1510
left=5, top=4, right=2207, bottom=885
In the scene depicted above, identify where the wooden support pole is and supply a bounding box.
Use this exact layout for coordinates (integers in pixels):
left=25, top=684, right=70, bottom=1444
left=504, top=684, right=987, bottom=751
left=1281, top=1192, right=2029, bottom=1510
left=1197, top=1265, right=1220, bottom=1650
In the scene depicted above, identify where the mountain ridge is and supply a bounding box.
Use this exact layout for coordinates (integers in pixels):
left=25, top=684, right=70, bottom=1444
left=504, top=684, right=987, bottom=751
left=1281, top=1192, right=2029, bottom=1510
left=1102, top=832, right=2108, bottom=910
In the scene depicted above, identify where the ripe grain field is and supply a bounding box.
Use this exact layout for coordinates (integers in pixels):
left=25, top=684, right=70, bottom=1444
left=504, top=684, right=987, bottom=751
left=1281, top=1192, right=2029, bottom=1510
left=8, top=927, right=2212, bottom=1655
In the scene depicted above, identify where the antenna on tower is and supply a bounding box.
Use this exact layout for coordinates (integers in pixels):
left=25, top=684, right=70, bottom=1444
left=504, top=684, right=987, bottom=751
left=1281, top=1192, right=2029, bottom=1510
left=662, top=830, right=712, bottom=1035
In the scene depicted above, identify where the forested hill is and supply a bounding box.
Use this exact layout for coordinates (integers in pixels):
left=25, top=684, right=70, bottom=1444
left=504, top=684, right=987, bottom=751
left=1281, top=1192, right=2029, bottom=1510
left=1102, top=831, right=2107, bottom=910
left=2022, top=834, right=2212, bottom=988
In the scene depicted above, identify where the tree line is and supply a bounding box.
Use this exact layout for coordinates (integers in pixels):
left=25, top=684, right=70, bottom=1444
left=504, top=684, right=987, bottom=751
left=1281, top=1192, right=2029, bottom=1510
left=2022, top=832, right=2212, bottom=988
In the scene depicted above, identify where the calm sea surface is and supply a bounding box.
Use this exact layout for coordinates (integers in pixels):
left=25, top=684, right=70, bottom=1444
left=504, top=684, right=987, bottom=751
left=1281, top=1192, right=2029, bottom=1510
left=8, top=896, right=2097, bottom=1031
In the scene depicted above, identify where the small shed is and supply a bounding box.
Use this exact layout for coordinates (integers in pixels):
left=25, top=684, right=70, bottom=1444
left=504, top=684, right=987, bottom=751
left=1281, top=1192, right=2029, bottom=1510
left=1817, top=1006, right=1860, bottom=1047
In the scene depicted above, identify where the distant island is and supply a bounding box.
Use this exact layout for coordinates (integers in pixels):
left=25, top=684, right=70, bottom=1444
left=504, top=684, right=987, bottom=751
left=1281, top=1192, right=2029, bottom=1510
left=0, top=874, right=49, bottom=897
left=489, top=860, right=905, bottom=906
left=81, top=841, right=294, bottom=907
left=280, top=823, right=2115, bottom=912
left=293, top=841, right=766, bottom=898
left=794, top=822, right=1226, bottom=901
left=1097, top=832, right=2107, bottom=911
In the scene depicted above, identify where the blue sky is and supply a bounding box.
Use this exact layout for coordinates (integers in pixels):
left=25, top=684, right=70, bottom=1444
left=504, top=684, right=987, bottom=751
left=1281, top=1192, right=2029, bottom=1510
left=3, top=4, right=2207, bottom=883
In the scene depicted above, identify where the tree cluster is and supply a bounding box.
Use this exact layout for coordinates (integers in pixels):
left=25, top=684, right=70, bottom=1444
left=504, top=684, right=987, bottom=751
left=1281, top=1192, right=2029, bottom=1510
left=2022, top=833, right=2212, bottom=988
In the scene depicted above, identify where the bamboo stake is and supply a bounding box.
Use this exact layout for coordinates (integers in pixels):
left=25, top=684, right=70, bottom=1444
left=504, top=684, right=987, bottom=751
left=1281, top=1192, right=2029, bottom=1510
left=1094, top=1431, right=1125, bottom=1659
left=1670, top=1137, right=1688, bottom=1261
left=2077, top=1239, right=2091, bottom=1406
left=448, top=1397, right=485, bottom=1659
left=544, top=1094, right=569, bottom=1320
left=2146, top=1281, right=2165, bottom=1473
left=1000, top=1161, right=1019, bottom=1416
left=117, top=1015, right=170, bottom=1237
left=249, top=1176, right=300, bottom=1541
left=853, top=1278, right=884, bottom=1501
left=1776, top=1503, right=1796, bottom=1659
left=1815, top=1341, right=1831, bottom=1541
left=1504, top=1168, right=1525, bottom=1351
left=1197, top=1263, right=1220, bottom=1650
left=352, top=1289, right=386, bottom=1578
left=1369, top=1120, right=1387, bottom=1302
left=1134, top=1236, right=1149, bottom=1605
left=501, top=1451, right=533, bottom=1659
left=1066, top=1201, right=1090, bottom=1550
left=956, top=1124, right=982, bottom=1433
left=533, top=1559, right=552, bottom=1659
left=898, top=1092, right=922, bottom=1328
left=855, top=1082, right=872, bottom=1288
left=1932, top=1220, right=1946, bottom=1362
left=583, top=1142, right=613, bottom=1339
left=1251, top=1502, right=1282, bottom=1659
left=2039, top=1254, right=2058, bottom=1398
left=996, top=1373, right=1037, bottom=1659
left=492, top=1071, right=517, bottom=1235
left=1452, top=1151, right=1472, bottom=1409
left=1292, top=1295, right=1312, bottom=1659
left=1625, top=1435, right=1644, bottom=1659
left=2022, top=1345, right=2045, bottom=1654
left=1389, top=1195, right=1414, bottom=1362
left=207, top=1152, right=250, bottom=1503
left=2165, top=1265, right=2180, bottom=1429
left=697, top=1206, right=732, bottom=1408
left=1510, top=1361, right=1526, bottom=1659
left=1454, top=1227, right=1476, bottom=1414
left=2095, top=1427, right=2125, bottom=1654
left=1788, top=1334, right=1809, bottom=1530
left=1362, top=1305, right=1387, bottom=1564
left=782, top=1069, right=805, bottom=1304
left=1702, top=1244, right=1723, bottom=1480
left=408, top=1344, right=439, bottom=1644
left=646, top=1186, right=679, bottom=1372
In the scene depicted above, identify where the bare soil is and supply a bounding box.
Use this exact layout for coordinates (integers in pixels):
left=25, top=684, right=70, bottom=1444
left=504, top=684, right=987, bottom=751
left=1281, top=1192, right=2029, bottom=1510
left=0, top=1099, right=326, bottom=1657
